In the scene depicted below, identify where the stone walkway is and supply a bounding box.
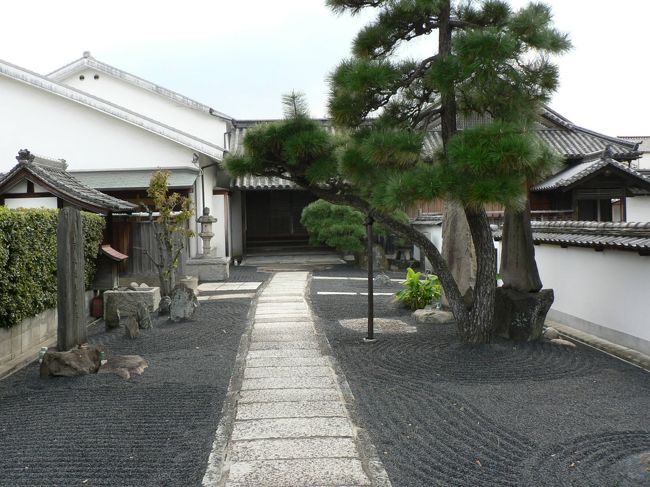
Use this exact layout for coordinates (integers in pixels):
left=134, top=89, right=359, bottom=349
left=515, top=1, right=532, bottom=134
left=211, top=271, right=388, bottom=486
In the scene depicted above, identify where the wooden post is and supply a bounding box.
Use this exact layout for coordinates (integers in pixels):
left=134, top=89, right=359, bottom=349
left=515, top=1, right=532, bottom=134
left=57, top=207, right=86, bottom=350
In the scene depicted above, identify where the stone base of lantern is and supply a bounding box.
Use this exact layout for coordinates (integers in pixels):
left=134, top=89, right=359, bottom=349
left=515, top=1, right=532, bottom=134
left=185, top=256, right=230, bottom=282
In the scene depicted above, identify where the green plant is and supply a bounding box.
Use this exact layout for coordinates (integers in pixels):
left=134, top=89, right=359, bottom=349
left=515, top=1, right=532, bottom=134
left=395, top=267, right=442, bottom=311
left=0, top=207, right=104, bottom=328
left=143, top=170, right=194, bottom=297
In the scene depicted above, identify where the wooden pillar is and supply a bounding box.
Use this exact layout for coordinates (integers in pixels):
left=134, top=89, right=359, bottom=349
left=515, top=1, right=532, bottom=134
left=57, top=207, right=86, bottom=351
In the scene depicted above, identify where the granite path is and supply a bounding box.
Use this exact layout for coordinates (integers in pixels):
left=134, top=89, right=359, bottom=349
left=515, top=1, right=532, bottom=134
left=204, top=271, right=390, bottom=487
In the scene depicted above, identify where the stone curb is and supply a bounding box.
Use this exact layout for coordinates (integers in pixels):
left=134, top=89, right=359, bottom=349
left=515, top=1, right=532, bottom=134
left=546, top=320, right=650, bottom=372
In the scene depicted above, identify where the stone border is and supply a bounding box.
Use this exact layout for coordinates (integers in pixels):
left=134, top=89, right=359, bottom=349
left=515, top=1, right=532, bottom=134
left=306, top=276, right=393, bottom=487
left=201, top=278, right=269, bottom=487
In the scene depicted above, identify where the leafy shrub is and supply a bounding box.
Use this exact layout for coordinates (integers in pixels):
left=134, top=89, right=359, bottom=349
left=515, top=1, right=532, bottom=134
left=394, top=267, right=442, bottom=310
left=0, top=207, right=105, bottom=328
left=300, top=199, right=366, bottom=254
left=300, top=199, right=410, bottom=255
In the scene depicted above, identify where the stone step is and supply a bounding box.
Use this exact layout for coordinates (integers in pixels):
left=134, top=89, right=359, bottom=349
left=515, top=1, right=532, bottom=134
left=241, top=376, right=335, bottom=391
left=238, top=388, right=340, bottom=404
left=229, top=437, right=358, bottom=461
left=231, top=417, right=354, bottom=441
left=226, top=457, right=370, bottom=486
left=235, top=400, right=347, bottom=420
left=243, top=366, right=332, bottom=379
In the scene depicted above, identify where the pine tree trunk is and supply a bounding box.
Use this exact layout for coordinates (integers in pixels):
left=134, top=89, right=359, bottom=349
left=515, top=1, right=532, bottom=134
left=461, top=207, right=496, bottom=344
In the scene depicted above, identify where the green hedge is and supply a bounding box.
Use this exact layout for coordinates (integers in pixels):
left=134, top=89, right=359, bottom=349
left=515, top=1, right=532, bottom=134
left=0, top=207, right=105, bottom=328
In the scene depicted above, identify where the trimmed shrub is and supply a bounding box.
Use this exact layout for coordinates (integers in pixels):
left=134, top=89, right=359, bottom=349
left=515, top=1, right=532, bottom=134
left=0, top=207, right=105, bottom=328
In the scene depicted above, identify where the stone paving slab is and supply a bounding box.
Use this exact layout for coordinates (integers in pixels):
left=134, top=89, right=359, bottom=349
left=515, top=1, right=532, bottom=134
left=243, top=366, right=332, bottom=378
left=230, top=437, right=358, bottom=461
left=212, top=271, right=379, bottom=487
left=226, top=458, right=371, bottom=486
left=236, top=401, right=347, bottom=420
left=252, top=322, right=314, bottom=331
left=241, top=376, right=336, bottom=390
left=248, top=340, right=320, bottom=351
left=250, top=332, right=317, bottom=342
left=231, top=417, right=354, bottom=441
left=238, top=388, right=341, bottom=403
left=254, top=316, right=314, bottom=323
left=246, top=349, right=322, bottom=359
left=246, top=356, right=329, bottom=368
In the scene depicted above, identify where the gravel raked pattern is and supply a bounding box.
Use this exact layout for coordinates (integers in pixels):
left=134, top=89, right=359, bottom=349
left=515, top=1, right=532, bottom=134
left=309, top=266, right=650, bottom=487
left=0, top=297, right=254, bottom=487
left=219, top=271, right=387, bottom=487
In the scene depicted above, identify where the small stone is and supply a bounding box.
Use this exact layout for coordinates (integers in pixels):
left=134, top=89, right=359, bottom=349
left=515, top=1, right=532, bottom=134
left=135, top=301, right=153, bottom=330
left=40, top=346, right=101, bottom=378
left=169, top=284, right=199, bottom=322
left=98, top=355, right=148, bottom=380
left=413, top=308, right=454, bottom=324
left=125, top=317, right=140, bottom=339
left=158, top=296, right=171, bottom=316
left=550, top=338, right=576, bottom=348
left=104, top=300, right=121, bottom=330
left=543, top=327, right=560, bottom=340
left=373, top=273, right=392, bottom=286
left=128, top=282, right=139, bottom=290
left=139, top=282, right=149, bottom=288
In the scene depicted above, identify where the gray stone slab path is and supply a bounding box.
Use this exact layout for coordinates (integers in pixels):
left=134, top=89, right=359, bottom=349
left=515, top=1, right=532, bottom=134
left=205, top=271, right=390, bottom=487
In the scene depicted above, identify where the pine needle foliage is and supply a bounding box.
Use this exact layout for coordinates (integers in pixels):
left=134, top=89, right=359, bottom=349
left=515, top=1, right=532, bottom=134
left=226, top=0, right=569, bottom=343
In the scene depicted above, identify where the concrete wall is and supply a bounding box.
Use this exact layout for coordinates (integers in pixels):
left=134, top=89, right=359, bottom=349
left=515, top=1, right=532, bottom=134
left=0, top=291, right=95, bottom=378
left=0, top=76, right=198, bottom=173
left=627, top=196, right=650, bottom=222
left=61, top=68, right=229, bottom=146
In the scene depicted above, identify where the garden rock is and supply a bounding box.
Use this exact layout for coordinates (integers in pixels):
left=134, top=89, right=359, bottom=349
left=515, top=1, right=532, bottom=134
left=136, top=301, right=153, bottom=330
left=373, top=273, right=393, bottom=286
left=543, top=327, right=560, bottom=340
left=125, top=317, right=140, bottom=339
left=104, top=301, right=121, bottom=330
left=550, top=338, right=576, bottom=349
left=169, top=284, right=199, bottom=322
left=494, top=288, right=554, bottom=342
left=158, top=296, right=171, bottom=315
left=128, top=282, right=139, bottom=290
left=413, top=308, right=454, bottom=324
left=98, top=355, right=148, bottom=380
left=40, top=346, right=101, bottom=378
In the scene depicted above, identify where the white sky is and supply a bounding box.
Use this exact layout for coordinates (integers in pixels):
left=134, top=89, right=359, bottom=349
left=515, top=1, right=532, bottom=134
left=2, top=0, right=647, bottom=136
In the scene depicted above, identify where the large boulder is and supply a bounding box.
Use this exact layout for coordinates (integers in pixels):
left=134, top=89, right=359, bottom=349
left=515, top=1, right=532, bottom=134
left=494, top=288, right=554, bottom=341
left=169, top=284, right=199, bottom=322
left=40, top=346, right=102, bottom=378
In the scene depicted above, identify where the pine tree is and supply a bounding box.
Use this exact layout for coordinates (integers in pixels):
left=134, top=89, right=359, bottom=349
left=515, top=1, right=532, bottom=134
left=226, top=2, right=569, bottom=343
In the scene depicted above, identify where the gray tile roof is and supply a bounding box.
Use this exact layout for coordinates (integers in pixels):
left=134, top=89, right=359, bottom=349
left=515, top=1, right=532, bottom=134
left=71, top=168, right=199, bottom=190
left=0, top=151, right=138, bottom=213
left=494, top=221, right=650, bottom=253
left=230, top=110, right=638, bottom=162
left=530, top=153, right=650, bottom=192
left=231, top=175, right=299, bottom=190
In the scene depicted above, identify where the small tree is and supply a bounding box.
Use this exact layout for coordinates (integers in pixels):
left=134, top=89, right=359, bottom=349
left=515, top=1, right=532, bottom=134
left=301, top=199, right=367, bottom=254
left=144, top=171, right=194, bottom=297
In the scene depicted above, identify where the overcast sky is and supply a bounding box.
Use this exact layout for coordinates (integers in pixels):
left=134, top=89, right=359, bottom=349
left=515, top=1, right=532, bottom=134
left=2, top=0, right=647, bottom=136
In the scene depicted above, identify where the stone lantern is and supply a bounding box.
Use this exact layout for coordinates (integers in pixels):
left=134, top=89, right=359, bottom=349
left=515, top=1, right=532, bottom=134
left=197, top=207, right=217, bottom=257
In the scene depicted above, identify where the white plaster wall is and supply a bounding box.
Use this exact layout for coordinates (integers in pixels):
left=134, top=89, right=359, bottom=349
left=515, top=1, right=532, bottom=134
left=0, top=76, right=198, bottom=173
left=211, top=194, right=227, bottom=258
left=5, top=197, right=57, bottom=209
left=626, top=196, right=650, bottom=222
left=6, top=181, right=27, bottom=193
left=61, top=69, right=228, bottom=146
left=525, top=244, right=650, bottom=350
